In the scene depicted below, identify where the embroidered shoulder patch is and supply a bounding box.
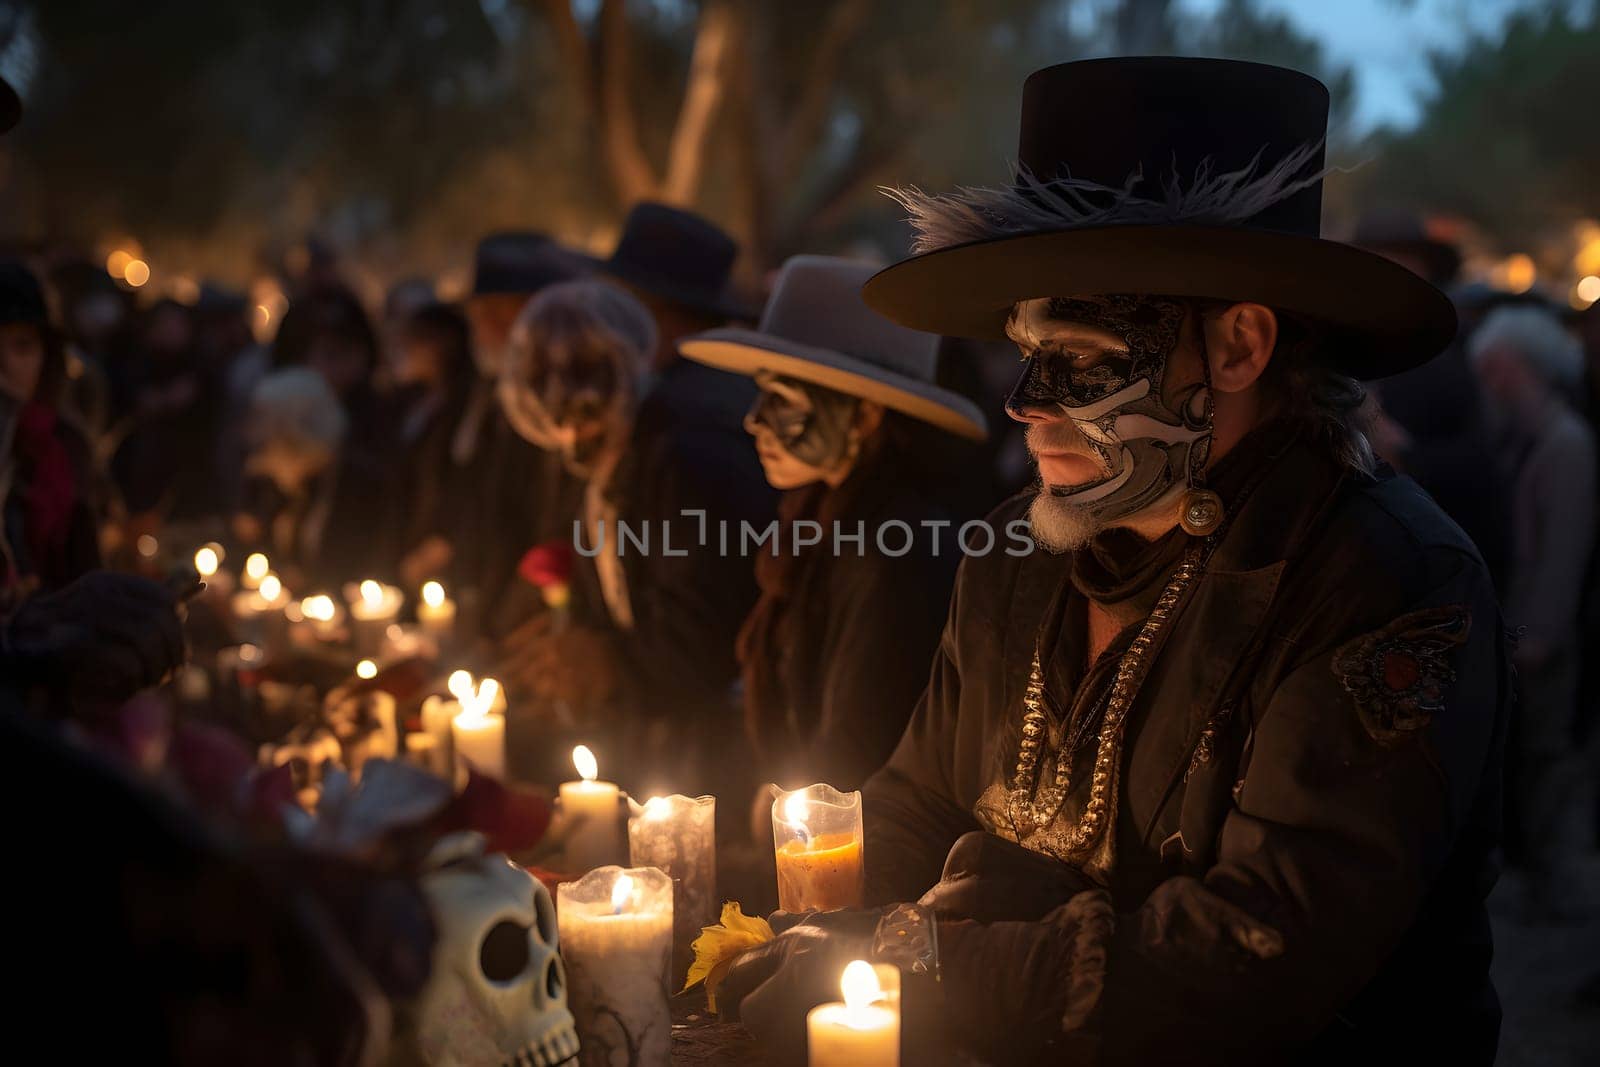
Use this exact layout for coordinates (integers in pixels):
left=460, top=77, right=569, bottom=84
left=1331, top=605, right=1471, bottom=744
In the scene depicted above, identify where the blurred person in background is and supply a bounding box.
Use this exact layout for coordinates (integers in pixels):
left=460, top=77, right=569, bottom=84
left=1354, top=209, right=1510, bottom=588
left=0, top=261, right=101, bottom=598
left=269, top=286, right=389, bottom=462
left=109, top=298, right=218, bottom=527
left=1470, top=304, right=1597, bottom=918
left=233, top=367, right=398, bottom=589
left=390, top=302, right=477, bottom=587
left=450, top=232, right=590, bottom=638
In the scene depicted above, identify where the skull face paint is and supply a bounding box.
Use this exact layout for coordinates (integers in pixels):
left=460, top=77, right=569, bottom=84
left=1005, top=294, right=1212, bottom=528
left=744, top=370, right=859, bottom=479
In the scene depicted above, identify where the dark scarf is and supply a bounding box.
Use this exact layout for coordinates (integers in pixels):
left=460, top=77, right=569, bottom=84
left=1042, top=419, right=1303, bottom=753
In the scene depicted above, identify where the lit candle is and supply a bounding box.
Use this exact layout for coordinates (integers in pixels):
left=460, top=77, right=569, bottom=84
left=628, top=793, right=716, bottom=985
left=557, top=866, right=673, bottom=1067
left=772, top=784, right=865, bottom=913
left=559, top=745, right=625, bottom=873
left=419, top=693, right=456, bottom=777
left=346, top=579, right=403, bottom=656
left=806, top=960, right=898, bottom=1067
left=355, top=658, right=377, bottom=680
left=230, top=573, right=289, bottom=654
left=450, top=675, right=505, bottom=782
left=193, top=546, right=219, bottom=579
left=289, top=592, right=344, bottom=647
left=241, top=551, right=270, bottom=590
left=416, top=580, right=457, bottom=641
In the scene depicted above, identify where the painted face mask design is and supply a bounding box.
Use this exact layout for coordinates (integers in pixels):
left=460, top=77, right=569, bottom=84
left=745, top=370, right=859, bottom=469
left=1006, top=293, right=1211, bottom=524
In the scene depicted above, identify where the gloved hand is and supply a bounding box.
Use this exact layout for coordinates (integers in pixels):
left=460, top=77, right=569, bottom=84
left=3, top=571, right=186, bottom=707
left=717, top=908, right=885, bottom=1061
left=918, top=830, right=1099, bottom=923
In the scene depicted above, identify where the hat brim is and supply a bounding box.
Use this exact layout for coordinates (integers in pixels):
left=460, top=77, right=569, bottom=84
left=603, top=261, right=754, bottom=322
left=679, top=328, right=988, bottom=441
left=863, top=224, right=1458, bottom=379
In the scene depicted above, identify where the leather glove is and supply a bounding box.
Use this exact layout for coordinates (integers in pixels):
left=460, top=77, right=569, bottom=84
left=717, top=908, right=885, bottom=1062
left=918, top=830, right=1099, bottom=923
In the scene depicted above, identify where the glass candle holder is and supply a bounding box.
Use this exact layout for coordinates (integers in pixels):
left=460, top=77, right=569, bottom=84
left=557, top=865, right=673, bottom=1067
left=772, top=783, right=865, bottom=913
left=628, top=794, right=716, bottom=985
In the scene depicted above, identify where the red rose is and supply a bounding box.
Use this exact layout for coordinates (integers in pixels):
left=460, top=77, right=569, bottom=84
left=518, top=541, right=575, bottom=590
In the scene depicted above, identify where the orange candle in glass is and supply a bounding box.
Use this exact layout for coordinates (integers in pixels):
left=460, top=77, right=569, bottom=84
left=772, top=784, right=865, bottom=912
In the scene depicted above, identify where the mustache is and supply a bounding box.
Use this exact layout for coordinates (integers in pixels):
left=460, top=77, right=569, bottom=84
left=1025, top=421, right=1107, bottom=465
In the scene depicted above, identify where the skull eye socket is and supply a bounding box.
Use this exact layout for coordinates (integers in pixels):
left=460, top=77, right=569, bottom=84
left=545, top=955, right=564, bottom=1001
left=534, top=889, right=557, bottom=948
left=479, top=920, right=531, bottom=983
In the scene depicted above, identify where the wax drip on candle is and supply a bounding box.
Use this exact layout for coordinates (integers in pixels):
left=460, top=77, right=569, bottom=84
left=783, top=791, right=814, bottom=846
left=611, top=872, right=635, bottom=915
left=574, top=744, right=599, bottom=782
left=841, top=960, right=884, bottom=1019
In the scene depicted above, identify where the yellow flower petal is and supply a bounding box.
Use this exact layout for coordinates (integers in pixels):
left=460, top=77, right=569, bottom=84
left=680, top=902, right=775, bottom=1011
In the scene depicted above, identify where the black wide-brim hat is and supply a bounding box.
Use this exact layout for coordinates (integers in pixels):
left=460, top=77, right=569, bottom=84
left=863, top=57, right=1457, bottom=379
left=603, top=201, right=754, bottom=322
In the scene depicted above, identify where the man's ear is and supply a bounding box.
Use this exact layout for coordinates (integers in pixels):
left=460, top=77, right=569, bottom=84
left=1204, top=303, right=1278, bottom=394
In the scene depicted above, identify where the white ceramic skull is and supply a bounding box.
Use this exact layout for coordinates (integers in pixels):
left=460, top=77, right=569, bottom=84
left=411, top=832, right=578, bottom=1066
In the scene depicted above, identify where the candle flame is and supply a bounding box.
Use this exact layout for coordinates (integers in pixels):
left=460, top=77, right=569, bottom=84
left=302, top=593, right=336, bottom=622
left=840, top=960, right=882, bottom=1011
left=360, top=579, right=384, bottom=608
left=573, top=744, right=598, bottom=782
left=611, top=872, right=634, bottom=914
left=355, top=659, right=377, bottom=680
left=421, top=580, right=445, bottom=608
left=447, top=669, right=475, bottom=704
left=642, top=796, right=666, bottom=819
left=244, top=553, right=269, bottom=581
left=193, top=546, right=219, bottom=578
left=475, top=677, right=500, bottom=718
left=782, top=791, right=809, bottom=827
left=258, top=575, right=282, bottom=602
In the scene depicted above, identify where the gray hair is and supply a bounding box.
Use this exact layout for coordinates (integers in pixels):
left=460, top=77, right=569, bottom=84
left=1468, top=304, right=1585, bottom=389
left=247, top=367, right=347, bottom=453
left=885, top=142, right=1331, bottom=254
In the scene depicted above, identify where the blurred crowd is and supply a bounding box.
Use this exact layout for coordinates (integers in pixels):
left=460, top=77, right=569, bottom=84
left=3, top=203, right=1598, bottom=916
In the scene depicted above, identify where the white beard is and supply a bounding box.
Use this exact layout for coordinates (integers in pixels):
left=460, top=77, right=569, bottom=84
left=1027, top=491, right=1106, bottom=553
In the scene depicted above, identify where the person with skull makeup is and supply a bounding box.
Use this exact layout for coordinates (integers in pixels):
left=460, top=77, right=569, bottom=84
left=719, top=59, right=1510, bottom=1066
left=497, top=278, right=776, bottom=789
left=677, top=255, right=988, bottom=803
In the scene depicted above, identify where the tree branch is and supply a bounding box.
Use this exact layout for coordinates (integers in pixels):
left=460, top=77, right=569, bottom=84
left=660, top=1, right=736, bottom=205
left=597, top=0, right=660, bottom=203
left=776, top=1, right=868, bottom=181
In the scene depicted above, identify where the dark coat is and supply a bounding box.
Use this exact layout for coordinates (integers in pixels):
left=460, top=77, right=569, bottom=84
left=600, top=359, right=777, bottom=782
left=863, top=439, right=1509, bottom=1065
left=742, top=465, right=964, bottom=791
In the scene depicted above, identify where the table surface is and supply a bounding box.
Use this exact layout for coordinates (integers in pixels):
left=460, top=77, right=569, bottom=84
left=670, top=998, right=765, bottom=1065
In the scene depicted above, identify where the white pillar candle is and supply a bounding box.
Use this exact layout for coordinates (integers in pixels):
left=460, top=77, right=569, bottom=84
left=418, top=695, right=455, bottom=776
left=346, top=579, right=403, bottom=656
left=450, top=676, right=505, bottom=782
left=559, top=745, right=625, bottom=874
left=289, top=592, right=345, bottom=648
left=628, top=794, right=716, bottom=985
left=416, top=580, right=457, bottom=641
left=558, top=866, right=673, bottom=1067
left=806, top=960, right=899, bottom=1067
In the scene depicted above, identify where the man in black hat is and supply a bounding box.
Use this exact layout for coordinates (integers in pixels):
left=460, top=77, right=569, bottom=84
left=720, top=58, right=1508, bottom=1065
left=440, top=232, right=591, bottom=637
